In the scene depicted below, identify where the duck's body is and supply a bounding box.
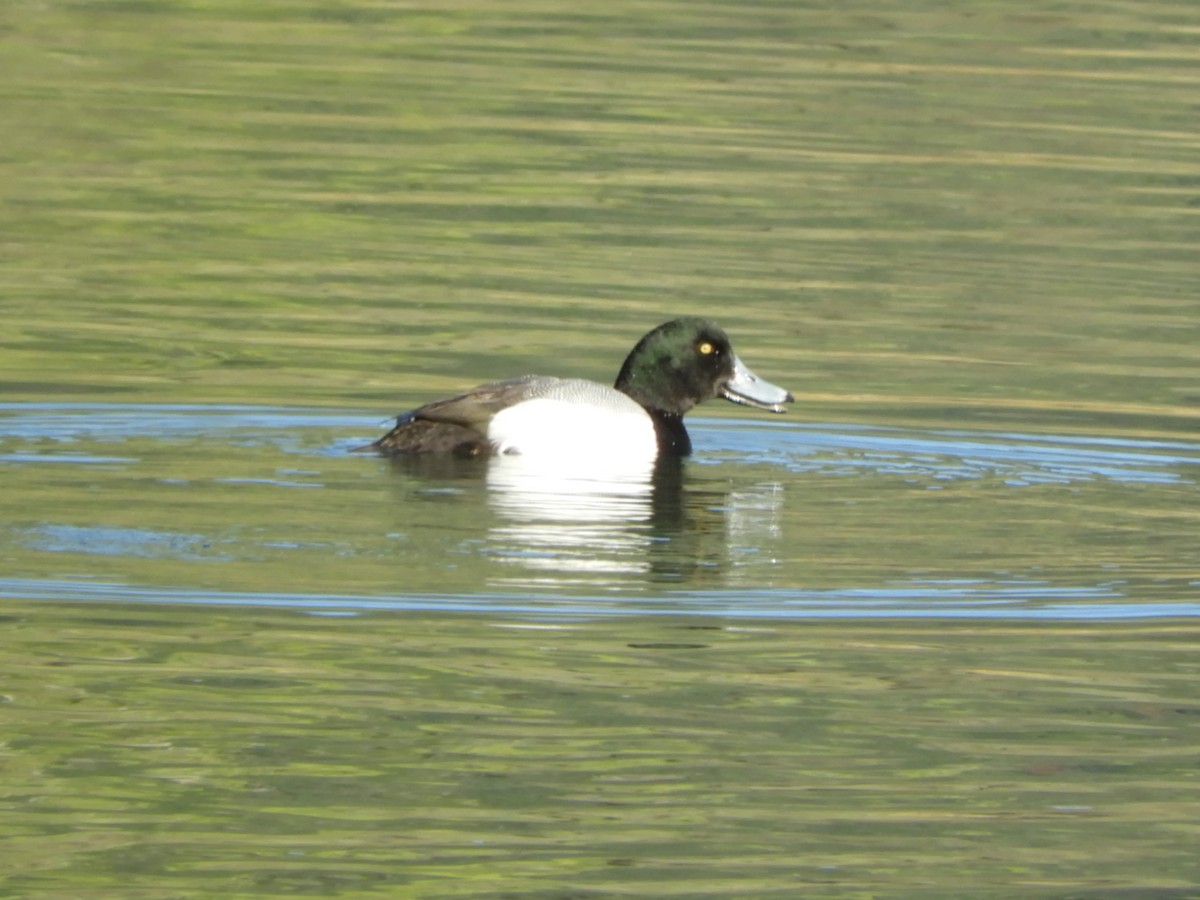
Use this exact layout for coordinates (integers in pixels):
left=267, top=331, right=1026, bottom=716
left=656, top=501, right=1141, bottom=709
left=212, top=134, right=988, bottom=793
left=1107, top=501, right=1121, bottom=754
left=367, top=318, right=791, bottom=459
left=373, top=375, right=662, bottom=459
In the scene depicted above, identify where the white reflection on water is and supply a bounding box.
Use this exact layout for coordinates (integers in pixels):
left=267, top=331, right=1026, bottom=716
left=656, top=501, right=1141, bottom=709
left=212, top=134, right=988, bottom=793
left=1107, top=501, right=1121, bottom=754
left=484, top=452, right=658, bottom=584
left=482, top=453, right=794, bottom=590
left=722, top=481, right=786, bottom=568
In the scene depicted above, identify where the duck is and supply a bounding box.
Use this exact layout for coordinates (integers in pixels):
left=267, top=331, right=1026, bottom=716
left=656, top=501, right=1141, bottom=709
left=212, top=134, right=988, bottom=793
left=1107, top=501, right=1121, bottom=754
left=365, top=317, right=792, bottom=459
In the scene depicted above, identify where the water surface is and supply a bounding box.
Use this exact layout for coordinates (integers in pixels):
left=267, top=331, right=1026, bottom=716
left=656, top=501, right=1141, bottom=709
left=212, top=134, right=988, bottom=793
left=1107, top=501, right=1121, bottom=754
left=2, top=0, right=1199, bottom=895
left=2, top=403, right=1198, bottom=619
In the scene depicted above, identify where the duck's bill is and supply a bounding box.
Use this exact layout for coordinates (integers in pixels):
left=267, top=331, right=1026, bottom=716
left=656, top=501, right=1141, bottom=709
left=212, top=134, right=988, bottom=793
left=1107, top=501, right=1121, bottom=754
left=720, top=356, right=793, bottom=413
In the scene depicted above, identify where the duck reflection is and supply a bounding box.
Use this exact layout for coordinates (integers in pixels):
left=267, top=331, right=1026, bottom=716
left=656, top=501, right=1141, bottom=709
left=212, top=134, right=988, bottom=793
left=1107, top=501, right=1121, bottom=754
left=484, top=455, right=785, bottom=590
left=380, top=452, right=786, bottom=591
left=484, top=453, right=660, bottom=585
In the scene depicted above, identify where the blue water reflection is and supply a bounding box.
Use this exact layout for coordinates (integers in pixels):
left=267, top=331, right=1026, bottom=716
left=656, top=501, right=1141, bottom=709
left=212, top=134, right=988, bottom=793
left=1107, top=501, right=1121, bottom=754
left=2, top=403, right=1197, bottom=621
left=1, top=575, right=1197, bottom=620
left=698, top=420, right=1199, bottom=485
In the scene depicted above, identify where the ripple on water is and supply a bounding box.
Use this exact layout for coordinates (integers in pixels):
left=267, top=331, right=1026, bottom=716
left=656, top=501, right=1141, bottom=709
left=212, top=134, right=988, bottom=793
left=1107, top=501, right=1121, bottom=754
left=1, top=403, right=1197, bottom=621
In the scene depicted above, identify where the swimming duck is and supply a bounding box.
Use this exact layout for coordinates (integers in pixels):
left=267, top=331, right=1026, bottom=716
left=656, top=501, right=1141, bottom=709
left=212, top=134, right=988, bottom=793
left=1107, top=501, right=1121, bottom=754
left=366, top=317, right=792, bottom=459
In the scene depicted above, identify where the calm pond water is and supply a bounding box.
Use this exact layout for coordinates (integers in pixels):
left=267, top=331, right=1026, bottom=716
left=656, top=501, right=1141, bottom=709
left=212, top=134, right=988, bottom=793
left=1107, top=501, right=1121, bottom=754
left=2, top=0, right=1199, bottom=896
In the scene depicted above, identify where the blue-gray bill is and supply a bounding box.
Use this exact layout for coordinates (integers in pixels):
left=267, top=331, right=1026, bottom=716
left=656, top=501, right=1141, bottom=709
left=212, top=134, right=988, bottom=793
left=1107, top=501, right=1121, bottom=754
left=720, top=356, right=793, bottom=413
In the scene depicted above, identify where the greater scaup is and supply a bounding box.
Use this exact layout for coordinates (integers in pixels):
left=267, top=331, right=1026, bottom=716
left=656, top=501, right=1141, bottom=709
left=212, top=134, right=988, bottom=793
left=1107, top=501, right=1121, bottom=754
left=366, top=317, right=792, bottom=459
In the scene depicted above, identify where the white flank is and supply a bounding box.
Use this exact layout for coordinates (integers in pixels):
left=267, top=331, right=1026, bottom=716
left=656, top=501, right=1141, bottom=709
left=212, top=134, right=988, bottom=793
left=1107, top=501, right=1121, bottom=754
left=487, top=397, right=658, bottom=463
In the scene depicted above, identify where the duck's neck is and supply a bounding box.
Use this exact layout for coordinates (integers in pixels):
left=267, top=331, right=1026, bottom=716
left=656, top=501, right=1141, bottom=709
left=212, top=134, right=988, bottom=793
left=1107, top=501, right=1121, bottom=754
left=615, top=371, right=692, bottom=456
left=648, top=410, right=691, bottom=456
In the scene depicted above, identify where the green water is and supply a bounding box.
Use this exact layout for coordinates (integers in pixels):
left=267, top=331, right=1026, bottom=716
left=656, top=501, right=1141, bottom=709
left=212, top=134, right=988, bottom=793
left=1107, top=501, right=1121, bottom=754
left=2, top=0, right=1199, bottom=896
left=3, top=0, right=1196, bottom=423
left=4, top=606, right=1199, bottom=898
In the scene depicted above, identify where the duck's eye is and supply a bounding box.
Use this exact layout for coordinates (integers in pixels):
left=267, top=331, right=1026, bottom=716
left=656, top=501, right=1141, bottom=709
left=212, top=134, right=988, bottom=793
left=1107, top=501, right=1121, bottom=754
left=697, top=341, right=715, bottom=355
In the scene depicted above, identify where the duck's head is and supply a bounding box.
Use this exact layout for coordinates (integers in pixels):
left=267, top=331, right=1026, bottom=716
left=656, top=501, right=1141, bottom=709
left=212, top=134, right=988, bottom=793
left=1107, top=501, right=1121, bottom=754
left=614, top=317, right=793, bottom=417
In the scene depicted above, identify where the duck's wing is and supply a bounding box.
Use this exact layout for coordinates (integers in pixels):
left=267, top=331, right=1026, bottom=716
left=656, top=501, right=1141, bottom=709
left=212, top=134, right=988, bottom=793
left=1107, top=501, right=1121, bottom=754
left=364, top=376, right=547, bottom=456
left=411, top=375, right=548, bottom=430
left=367, top=415, right=486, bottom=455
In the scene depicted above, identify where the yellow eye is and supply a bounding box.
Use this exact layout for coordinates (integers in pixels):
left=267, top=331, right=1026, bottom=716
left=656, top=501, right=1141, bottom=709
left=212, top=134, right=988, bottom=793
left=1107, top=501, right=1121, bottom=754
left=698, top=341, right=714, bottom=355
